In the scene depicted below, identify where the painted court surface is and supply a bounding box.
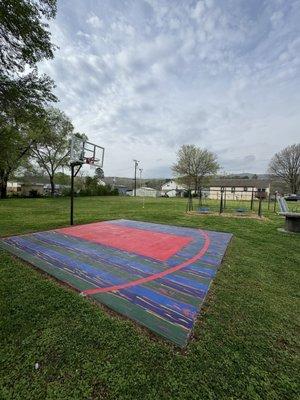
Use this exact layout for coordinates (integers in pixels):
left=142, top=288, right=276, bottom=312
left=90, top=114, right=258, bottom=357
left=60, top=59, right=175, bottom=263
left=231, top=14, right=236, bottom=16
left=0, top=219, right=232, bottom=347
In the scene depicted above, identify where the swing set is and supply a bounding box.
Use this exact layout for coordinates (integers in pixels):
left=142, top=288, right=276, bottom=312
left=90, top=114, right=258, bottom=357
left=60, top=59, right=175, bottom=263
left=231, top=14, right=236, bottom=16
left=188, top=186, right=268, bottom=217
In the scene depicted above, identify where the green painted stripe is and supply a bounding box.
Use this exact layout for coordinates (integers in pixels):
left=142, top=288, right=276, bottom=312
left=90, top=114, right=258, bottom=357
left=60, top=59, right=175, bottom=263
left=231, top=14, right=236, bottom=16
left=93, top=292, right=189, bottom=347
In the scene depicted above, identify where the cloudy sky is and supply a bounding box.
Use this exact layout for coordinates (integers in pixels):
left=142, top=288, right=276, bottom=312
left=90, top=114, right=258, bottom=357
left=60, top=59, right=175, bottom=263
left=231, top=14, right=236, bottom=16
left=39, top=0, right=300, bottom=178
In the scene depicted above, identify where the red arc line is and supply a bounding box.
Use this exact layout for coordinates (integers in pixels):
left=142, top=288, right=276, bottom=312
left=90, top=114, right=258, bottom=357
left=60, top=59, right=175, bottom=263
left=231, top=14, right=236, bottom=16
left=82, top=230, right=211, bottom=296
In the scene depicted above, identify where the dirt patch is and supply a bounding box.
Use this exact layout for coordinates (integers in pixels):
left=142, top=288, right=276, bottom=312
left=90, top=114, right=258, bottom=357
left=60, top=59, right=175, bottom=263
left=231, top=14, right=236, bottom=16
left=187, top=211, right=269, bottom=221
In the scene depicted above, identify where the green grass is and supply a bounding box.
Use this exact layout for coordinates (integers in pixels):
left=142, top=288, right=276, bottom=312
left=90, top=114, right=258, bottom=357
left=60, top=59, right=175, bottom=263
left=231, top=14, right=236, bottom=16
left=0, top=196, right=299, bottom=400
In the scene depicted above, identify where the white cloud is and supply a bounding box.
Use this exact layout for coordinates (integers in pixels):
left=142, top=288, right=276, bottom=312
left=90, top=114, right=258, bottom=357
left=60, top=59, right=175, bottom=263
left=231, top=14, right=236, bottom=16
left=38, top=0, right=300, bottom=177
left=86, top=13, right=103, bottom=29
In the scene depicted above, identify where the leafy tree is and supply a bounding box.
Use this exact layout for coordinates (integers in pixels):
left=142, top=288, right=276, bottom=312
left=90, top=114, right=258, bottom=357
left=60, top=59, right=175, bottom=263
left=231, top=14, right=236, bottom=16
left=55, top=172, right=70, bottom=186
left=0, top=0, right=56, bottom=74
left=81, top=178, right=118, bottom=196
left=0, top=108, right=49, bottom=198
left=95, top=167, right=104, bottom=181
left=269, top=144, right=300, bottom=194
left=172, top=145, right=219, bottom=192
left=0, top=0, right=57, bottom=198
left=30, top=108, right=74, bottom=196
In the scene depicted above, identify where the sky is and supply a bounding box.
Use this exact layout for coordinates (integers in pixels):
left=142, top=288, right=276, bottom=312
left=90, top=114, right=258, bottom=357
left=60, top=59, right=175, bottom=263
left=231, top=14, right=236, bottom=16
left=39, top=0, right=300, bottom=178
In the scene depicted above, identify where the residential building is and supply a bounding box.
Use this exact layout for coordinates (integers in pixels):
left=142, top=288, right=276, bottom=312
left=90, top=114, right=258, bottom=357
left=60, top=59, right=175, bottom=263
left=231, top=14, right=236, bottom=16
left=207, top=179, right=271, bottom=200
left=161, top=180, right=187, bottom=197
left=7, top=181, right=22, bottom=195
left=130, top=187, right=159, bottom=197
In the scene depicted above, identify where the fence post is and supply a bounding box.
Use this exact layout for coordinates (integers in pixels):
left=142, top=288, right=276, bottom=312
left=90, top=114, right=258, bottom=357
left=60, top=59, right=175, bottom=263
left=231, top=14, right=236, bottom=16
left=274, top=192, right=277, bottom=212
left=268, top=192, right=271, bottom=211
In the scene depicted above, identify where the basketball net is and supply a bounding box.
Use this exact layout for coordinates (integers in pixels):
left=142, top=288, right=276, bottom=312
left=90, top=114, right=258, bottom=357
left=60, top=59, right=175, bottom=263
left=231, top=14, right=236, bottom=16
left=85, top=157, right=97, bottom=168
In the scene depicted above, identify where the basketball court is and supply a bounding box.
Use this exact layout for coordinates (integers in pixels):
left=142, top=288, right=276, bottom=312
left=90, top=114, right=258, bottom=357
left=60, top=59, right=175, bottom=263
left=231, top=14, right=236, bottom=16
left=0, top=219, right=232, bottom=347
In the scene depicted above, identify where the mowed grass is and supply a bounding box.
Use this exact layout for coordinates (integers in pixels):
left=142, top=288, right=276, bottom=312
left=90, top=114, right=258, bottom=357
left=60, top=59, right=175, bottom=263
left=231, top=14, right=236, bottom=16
left=0, top=196, right=299, bottom=400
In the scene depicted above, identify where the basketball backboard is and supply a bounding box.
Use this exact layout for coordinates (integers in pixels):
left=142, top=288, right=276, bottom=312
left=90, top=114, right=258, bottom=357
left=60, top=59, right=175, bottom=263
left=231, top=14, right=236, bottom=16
left=70, top=135, right=104, bottom=167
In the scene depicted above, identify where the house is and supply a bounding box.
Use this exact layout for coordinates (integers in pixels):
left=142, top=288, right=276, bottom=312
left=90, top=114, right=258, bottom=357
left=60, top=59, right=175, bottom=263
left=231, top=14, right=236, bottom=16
left=161, top=180, right=187, bottom=197
left=115, top=185, right=128, bottom=196
left=207, top=179, right=271, bottom=200
left=43, top=184, right=71, bottom=196
left=7, top=181, right=45, bottom=197
left=21, top=183, right=45, bottom=197
left=130, top=187, right=160, bottom=197
left=7, top=181, right=22, bottom=195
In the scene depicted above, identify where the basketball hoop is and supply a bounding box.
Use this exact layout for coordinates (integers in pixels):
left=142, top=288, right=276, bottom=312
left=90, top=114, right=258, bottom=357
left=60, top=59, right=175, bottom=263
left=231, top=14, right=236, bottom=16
left=85, top=157, right=95, bottom=165
left=70, top=135, right=105, bottom=225
left=70, top=135, right=104, bottom=168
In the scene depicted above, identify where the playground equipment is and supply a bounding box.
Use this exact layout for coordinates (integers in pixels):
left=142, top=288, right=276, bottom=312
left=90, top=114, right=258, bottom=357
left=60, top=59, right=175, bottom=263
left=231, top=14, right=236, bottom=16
left=277, top=196, right=300, bottom=233
left=188, top=186, right=269, bottom=217
left=255, top=190, right=267, bottom=217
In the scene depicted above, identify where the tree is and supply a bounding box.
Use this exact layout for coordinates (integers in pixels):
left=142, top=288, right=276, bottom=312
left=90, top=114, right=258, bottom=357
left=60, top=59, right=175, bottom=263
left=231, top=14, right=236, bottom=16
left=0, top=0, right=56, bottom=74
left=31, top=108, right=74, bottom=196
left=95, top=167, right=104, bottom=182
left=269, top=144, right=300, bottom=194
left=172, top=145, right=219, bottom=192
left=0, top=102, right=54, bottom=198
left=0, top=0, right=57, bottom=198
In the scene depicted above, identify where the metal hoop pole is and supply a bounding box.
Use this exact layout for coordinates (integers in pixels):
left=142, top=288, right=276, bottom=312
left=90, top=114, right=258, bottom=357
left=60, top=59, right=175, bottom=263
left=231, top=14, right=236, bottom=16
left=70, top=164, right=75, bottom=225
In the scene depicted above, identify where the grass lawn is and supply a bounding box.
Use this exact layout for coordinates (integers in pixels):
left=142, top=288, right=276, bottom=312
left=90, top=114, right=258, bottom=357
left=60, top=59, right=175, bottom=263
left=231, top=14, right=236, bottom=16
left=0, top=196, right=299, bottom=399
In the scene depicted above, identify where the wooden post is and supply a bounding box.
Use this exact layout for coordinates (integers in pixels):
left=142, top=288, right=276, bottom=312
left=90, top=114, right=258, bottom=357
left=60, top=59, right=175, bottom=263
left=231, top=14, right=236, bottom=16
left=250, top=188, right=254, bottom=210
left=268, top=192, right=271, bottom=211
left=274, top=192, right=277, bottom=212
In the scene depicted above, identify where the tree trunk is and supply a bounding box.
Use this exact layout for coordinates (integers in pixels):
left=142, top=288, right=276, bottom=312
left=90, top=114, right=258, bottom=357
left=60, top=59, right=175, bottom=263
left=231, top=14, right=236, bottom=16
left=50, top=176, right=55, bottom=197
left=0, top=175, right=8, bottom=199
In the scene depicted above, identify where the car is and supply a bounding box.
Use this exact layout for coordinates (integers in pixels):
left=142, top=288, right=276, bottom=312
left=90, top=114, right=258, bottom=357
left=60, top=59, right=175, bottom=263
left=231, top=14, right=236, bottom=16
left=284, top=194, right=300, bottom=201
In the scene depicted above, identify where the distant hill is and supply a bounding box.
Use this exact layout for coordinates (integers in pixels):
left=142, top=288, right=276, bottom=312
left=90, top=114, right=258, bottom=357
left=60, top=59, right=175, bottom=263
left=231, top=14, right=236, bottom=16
left=219, top=173, right=271, bottom=179
left=104, top=177, right=165, bottom=190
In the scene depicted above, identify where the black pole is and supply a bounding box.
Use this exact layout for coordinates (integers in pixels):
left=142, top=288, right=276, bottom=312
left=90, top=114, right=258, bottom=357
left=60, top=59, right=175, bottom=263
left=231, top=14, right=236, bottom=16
left=250, top=188, right=254, bottom=210
left=258, top=197, right=262, bottom=217
left=268, top=192, right=271, bottom=211
left=219, top=188, right=224, bottom=214
left=274, top=192, right=277, bottom=212
left=224, top=188, right=227, bottom=209
left=70, top=164, right=74, bottom=225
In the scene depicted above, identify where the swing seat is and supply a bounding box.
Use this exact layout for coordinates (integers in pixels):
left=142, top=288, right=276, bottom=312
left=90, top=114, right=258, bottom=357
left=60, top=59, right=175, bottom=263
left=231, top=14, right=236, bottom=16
left=235, top=208, right=246, bottom=213
left=197, top=207, right=210, bottom=213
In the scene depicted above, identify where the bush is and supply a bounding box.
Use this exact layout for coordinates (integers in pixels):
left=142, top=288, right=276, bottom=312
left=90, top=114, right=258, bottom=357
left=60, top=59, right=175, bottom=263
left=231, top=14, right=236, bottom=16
left=78, top=184, right=119, bottom=197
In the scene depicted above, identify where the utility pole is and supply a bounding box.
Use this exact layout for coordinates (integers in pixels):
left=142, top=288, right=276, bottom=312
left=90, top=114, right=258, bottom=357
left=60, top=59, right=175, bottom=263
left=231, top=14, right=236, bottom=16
left=139, top=168, right=145, bottom=208
left=139, top=168, right=143, bottom=188
left=133, top=159, right=139, bottom=196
